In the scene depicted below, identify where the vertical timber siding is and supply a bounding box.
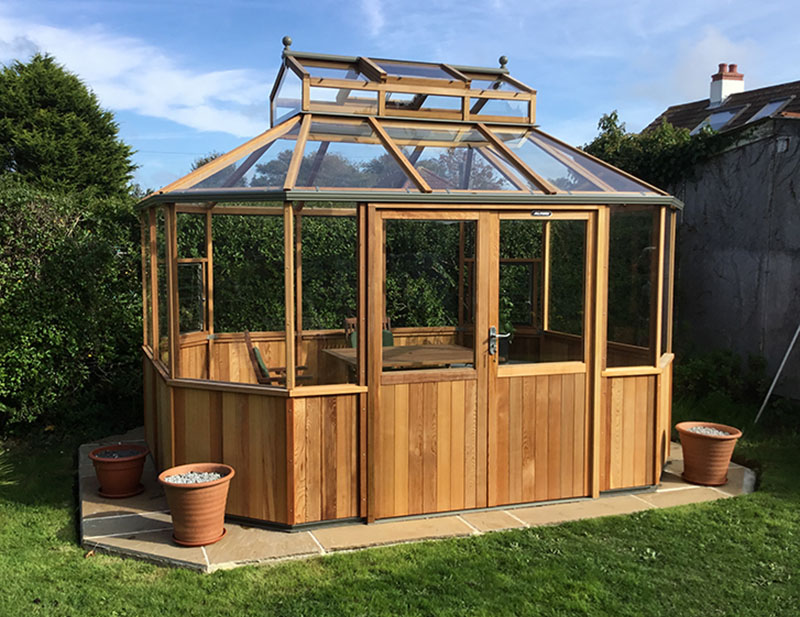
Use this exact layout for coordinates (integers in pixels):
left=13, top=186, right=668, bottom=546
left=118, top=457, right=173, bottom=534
left=490, top=373, right=588, bottom=506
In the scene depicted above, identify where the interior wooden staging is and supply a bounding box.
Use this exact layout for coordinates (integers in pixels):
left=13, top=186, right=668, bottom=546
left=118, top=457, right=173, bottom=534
left=140, top=46, right=680, bottom=528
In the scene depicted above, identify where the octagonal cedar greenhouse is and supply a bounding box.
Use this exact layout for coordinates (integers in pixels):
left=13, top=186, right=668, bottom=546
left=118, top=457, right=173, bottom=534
left=138, top=42, right=680, bottom=528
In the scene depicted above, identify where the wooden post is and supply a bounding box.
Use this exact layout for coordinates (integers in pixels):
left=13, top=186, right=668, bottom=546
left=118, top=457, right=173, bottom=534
left=358, top=203, right=368, bottom=518
left=590, top=207, right=610, bottom=498
left=478, top=211, right=497, bottom=507
left=284, top=203, right=296, bottom=389
left=366, top=205, right=383, bottom=521
left=165, top=204, right=180, bottom=377
left=205, top=209, right=215, bottom=380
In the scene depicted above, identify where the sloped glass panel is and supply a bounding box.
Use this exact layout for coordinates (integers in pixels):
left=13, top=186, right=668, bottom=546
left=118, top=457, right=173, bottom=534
left=376, top=60, right=453, bottom=80
left=492, top=129, right=602, bottom=191
left=383, top=124, right=532, bottom=191
left=531, top=131, right=655, bottom=193
left=304, top=64, right=367, bottom=81
left=186, top=124, right=300, bottom=190
left=386, top=92, right=462, bottom=113
left=273, top=68, right=302, bottom=125
left=747, top=98, right=790, bottom=123
left=473, top=97, right=529, bottom=118
left=466, top=75, right=523, bottom=93
left=295, top=119, right=412, bottom=189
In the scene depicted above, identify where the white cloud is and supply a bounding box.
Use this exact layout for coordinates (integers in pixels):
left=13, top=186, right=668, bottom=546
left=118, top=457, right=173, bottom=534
left=0, top=15, right=274, bottom=137
left=360, top=0, right=386, bottom=37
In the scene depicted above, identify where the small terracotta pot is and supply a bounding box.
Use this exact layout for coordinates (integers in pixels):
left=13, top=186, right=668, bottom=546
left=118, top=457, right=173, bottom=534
left=158, top=463, right=235, bottom=547
left=675, top=421, right=742, bottom=486
left=89, top=444, right=149, bottom=498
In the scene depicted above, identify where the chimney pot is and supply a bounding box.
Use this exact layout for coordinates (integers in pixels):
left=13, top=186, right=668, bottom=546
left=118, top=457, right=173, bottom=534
left=719, top=63, right=728, bottom=73
left=710, top=62, right=744, bottom=107
left=729, top=63, right=738, bottom=73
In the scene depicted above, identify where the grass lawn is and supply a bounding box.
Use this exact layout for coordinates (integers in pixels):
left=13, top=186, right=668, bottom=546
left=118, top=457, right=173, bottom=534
left=1, top=399, right=798, bottom=617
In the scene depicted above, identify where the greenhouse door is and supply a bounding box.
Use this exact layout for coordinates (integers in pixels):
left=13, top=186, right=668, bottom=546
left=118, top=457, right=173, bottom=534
left=486, top=211, right=593, bottom=507
left=367, top=208, right=594, bottom=520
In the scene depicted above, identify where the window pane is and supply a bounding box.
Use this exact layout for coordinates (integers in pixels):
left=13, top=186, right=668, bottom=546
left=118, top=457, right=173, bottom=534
left=273, top=67, right=302, bottom=124
left=473, top=97, right=528, bottom=118
left=661, top=211, right=674, bottom=355
left=309, top=86, right=378, bottom=115
left=530, top=131, right=655, bottom=193
left=212, top=214, right=285, bottom=333
left=384, top=219, right=475, bottom=371
left=549, top=220, right=586, bottom=336
left=376, top=60, right=453, bottom=80
left=142, top=217, right=152, bottom=349
left=156, top=209, right=169, bottom=365
left=176, top=213, right=205, bottom=258
left=607, top=208, right=658, bottom=367
left=305, top=64, right=366, bottom=81
left=299, top=212, right=358, bottom=386
left=492, top=130, right=603, bottom=191
left=296, top=119, right=410, bottom=189
left=178, top=263, right=205, bottom=333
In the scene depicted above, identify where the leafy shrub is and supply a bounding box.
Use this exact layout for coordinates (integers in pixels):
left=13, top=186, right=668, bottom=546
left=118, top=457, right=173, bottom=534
left=0, top=176, right=141, bottom=433
left=674, top=349, right=767, bottom=404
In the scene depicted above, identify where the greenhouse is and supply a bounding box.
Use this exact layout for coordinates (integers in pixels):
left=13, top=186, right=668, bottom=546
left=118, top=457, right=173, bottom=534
left=138, top=39, right=681, bottom=527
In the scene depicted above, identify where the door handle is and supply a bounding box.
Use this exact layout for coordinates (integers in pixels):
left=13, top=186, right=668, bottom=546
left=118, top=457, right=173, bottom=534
left=488, top=325, right=511, bottom=356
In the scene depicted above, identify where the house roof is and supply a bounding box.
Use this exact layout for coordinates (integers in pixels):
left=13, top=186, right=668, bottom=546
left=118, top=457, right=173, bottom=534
left=644, top=80, right=800, bottom=134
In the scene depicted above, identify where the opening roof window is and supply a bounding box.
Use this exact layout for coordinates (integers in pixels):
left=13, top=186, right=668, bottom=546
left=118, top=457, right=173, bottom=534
left=691, top=107, right=743, bottom=135
left=747, top=98, right=791, bottom=123
left=375, top=60, right=456, bottom=81
left=304, top=63, right=367, bottom=81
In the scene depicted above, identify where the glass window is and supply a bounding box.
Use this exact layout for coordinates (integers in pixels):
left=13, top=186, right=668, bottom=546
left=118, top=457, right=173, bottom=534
left=309, top=86, right=378, bottom=115
left=747, top=98, right=790, bottom=123
left=178, top=263, right=205, bottom=333
left=273, top=67, right=302, bottom=125
left=472, top=97, right=529, bottom=118
left=466, top=75, right=523, bottom=93
left=305, top=64, right=366, bottom=81
left=530, top=131, right=655, bottom=193
left=607, top=208, right=658, bottom=367
left=383, top=123, right=530, bottom=191
left=176, top=213, right=205, bottom=259
left=187, top=124, right=300, bottom=190
left=296, top=209, right=359, bottom=386
left=386, top=92, right=463, bottom=114
left=212, top=214, right=285, bottom=333
left=492, top=130, right=602, bottom=192
left=295, top=119, right=410, bottom=189
left=142, top=216, right=152, bottom=349
left=156, top=209, right=169, bottom=365
left=691, top=107, right=742, bottom=135
left=384, top=219, right=476, bottom=371
left=376, top=60, right=453, bottom=80
left=661, top=210, right=675, bottom=356
left=499, top=219, right=585, bottom=363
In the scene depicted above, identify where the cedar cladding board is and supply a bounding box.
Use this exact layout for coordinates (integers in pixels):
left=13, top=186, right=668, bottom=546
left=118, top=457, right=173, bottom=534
left=644, top=80, right=800, bottom=134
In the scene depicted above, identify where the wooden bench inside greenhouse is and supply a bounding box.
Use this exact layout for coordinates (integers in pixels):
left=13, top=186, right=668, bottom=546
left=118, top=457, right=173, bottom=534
left=139, top=39, right=681, bottom=528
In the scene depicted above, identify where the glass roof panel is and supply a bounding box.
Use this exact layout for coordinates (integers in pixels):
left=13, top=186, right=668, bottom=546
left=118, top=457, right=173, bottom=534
left=273, top=68, right=302, bottom=125
left=295, top=119, right=413, bottom=189
left=382, top=124, right=533, bottom=192
left=305, top=64, right=367, bottom=81
left=187, top=124, right=300, bottom=190
left=466, top=75, right=523, bottom=93
left=473, top=97, right=528, bottom=118
left=376, top=60, right=453, bottom=80
left=747, top=98, right=790, bottom=123
left=492, top=129, right=604, bottom=192
left=530, top=131, right=655, bottom=193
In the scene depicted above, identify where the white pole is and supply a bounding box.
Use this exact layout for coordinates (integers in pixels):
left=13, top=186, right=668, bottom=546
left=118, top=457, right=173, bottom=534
left=754, top=319, right=800, bottom=424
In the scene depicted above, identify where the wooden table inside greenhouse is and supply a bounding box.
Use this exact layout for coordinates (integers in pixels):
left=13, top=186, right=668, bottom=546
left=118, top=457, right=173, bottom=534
left=323, top=344, right=474, bottom=370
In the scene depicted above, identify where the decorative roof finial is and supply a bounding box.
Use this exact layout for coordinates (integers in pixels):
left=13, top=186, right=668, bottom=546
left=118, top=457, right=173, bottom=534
left=282, top=36, right=293, bottom=50
left=499, top=55, right=508, bottom=69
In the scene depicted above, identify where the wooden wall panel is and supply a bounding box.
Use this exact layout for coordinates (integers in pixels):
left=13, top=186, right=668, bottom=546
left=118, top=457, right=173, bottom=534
left=490, top=373, right=587, bottom=507
left=292, top=395, right=359, bottom=524
left=155, top=369, right=173, bottom=471
left=601, top=375, right=656, bottom=491
left=171, top=387, right=290, bottom=525
left=142, top=355, right=157, bottom=463
left=178, top=341, right=208, bottom=380
left=375, top=379, right=480, bottom=519
left=655, top=358, right=673, bottom=479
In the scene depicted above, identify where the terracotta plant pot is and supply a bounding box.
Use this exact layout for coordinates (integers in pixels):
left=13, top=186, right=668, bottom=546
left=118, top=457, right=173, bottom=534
left=675, top=421, right=742, bottom=486
left=89, top=444, right=149, bottom=498
left=158, top=462, right=235, bottom=547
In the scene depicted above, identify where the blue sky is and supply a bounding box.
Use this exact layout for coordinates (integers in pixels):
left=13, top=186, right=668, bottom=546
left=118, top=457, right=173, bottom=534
left=2, top=0, right=799, bottom=191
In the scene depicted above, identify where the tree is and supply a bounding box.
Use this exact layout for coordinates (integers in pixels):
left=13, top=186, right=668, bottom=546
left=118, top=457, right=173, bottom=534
left=0, top=54, right=135, bottom=198
left=583, top=111, right=729, bottom=191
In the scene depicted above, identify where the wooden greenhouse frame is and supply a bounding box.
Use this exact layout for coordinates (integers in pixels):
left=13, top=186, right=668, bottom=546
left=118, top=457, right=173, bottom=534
left=138, top=41, right=682, bottom=528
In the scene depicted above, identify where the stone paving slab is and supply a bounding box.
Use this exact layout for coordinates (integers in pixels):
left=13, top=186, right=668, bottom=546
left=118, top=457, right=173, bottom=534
left=460, top=509, right=527, bottom=532
left=637, top=486, right=729, bottom=508
left=512, top=494, right=653, bottom=526
left=78, top=428, right=755, bottom=573
left=312, top=516, right=475, bottom=551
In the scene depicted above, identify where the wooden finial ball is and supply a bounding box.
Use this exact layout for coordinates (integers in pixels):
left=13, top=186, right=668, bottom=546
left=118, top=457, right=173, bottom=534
left=282, top=36, right=293, bottom=49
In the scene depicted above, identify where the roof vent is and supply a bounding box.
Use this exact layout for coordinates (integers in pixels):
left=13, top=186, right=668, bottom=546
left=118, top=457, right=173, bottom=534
left=710, top=63, right=744, bottom=108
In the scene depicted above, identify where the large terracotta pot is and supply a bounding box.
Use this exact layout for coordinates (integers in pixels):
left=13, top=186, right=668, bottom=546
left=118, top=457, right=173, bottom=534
left=158, top=463, right=235, bottom=547
left=675, top=421, right=742, bottom=486
left=89, top=444, right=149, bottom=498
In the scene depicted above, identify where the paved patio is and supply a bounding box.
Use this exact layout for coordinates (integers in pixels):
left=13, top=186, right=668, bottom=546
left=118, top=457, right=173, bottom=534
left=79, top=427, right=756, bottom=573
